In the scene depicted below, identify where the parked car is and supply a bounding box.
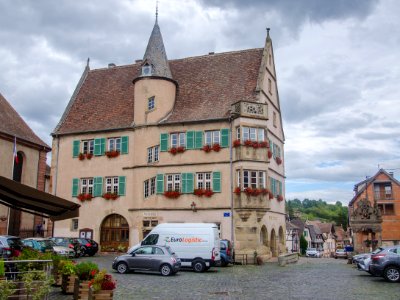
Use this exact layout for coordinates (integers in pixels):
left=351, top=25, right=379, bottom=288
left=355, top=247, right=385, bottom=274
left=22, top=238, right=75, bottom=257
left=50, top=237, right=81, bottom=258
left=76, top=238, right=98, bottom=257
left=370, top=245, right=400, bottom=282
left=112, top=245, right=181, bottom=276
left=306, top=248, right=321, bottom=258
left=220, top=239, right=234, bottom=267
left=0, top=235, right=24, bottom=259
left=334, top=249, right=348, bottom=259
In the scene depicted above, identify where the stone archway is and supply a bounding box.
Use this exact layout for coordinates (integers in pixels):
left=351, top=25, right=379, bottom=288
left=260, top=225, right=268, bottom=246
left=278, top=226, right=284, bottom=254
left=100, top=214, right=129, bottom=252
left=270, top=229, right=277, bottom=257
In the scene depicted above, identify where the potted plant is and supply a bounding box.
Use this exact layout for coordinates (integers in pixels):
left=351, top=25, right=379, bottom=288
left=102, top=193, right=118, bottom=200
left=0, top=280, right=16, bottom=300
left=169, top=147, right=178, bottom=155
left=268, top=191, right=274, bottom=200
left=276, top=157, right=282, bottom=165
left=51, top=254, right=64, bottom=286
left=194, top=189, right=205, bottom=197
left=60, top=260, right=77, bottom=294
left=212, top=143, right=221, bottom=152
left=234, top=187, right=241, bottom=195
left=233, top=140, right=241, bottom=147
left=89, top=270, right=116, bottom=300
left=277, top=195, right=284, bottom=201
left=251, top=142, right=259, bottom=149
left=244, top=140, right=253, bottom=147
left=202, top=145, right=212, bottom=153
left=204, top=189, right=214, bottom=197
left=177, top=146, right=185, bottom=153
left=86, top=153, right=93, bottom=159
left=79, top=153, right=85, bottom=160
left=259, top=141, right=269, bottom=148
left=77, top=193, right=93, bottom=202
left=74, top=261, right=99, bottom=300
left=164, top=191, right=181, bottom=199
left=267, top=150, right=273, bottom=159
left=244, top=187, right=254, bottom=196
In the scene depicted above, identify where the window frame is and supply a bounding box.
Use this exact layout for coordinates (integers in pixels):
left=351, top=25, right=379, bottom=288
left=148, top=96, right=155, bottom=111
left=105, top=176, right=119, bottom=194
left=166, top=174, right=181, bottom=192
left=240, top=127, right=266, bottom=142
left=108, top=137, right=121, bottom=152
left=196, top=172, right=212, bottom=190
left=204, top=130, right=220, bottom=146
left=82, top=140, right=94, bottom=154
left=170, top=132, right=185, bottom=148
left=81, top=178, right=94, bottom=195
left=240, top=170, right=266, bottom=189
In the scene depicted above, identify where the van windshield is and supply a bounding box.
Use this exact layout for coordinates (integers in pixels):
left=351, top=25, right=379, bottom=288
left=141, top=234, right=159, bottom=245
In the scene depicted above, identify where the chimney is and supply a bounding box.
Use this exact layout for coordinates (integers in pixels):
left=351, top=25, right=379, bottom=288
left=108, top=63, right=116, bottom=68
left=135, top=59, right=143, bottom=64
left=208, top=52, right=215, bottom=55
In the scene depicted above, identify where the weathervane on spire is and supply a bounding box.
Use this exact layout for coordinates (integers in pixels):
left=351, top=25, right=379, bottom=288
left=155, top=0, right=159, bottom=24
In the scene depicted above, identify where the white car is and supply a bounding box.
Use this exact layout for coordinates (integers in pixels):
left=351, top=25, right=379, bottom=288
left=306, top=248, right=321, bottom=258
left=53, top=245, right=76, bottom=258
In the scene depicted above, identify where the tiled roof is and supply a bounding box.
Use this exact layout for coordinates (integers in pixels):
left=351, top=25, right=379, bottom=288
left=54, top=48, right=263, bottom=135
left=0, top=93, right=50, bottom=148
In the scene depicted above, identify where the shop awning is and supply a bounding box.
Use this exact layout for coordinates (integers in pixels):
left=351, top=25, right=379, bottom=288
left=0, top=175, right=80, bottom=221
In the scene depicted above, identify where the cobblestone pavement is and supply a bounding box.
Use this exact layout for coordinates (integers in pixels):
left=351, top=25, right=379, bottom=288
left=49, top=255, right=400, bottom=300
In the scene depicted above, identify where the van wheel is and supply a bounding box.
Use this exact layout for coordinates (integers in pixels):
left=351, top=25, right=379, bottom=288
left=160, top=264, right=172, bottom=276
left=193, top=260, right=206, bottom=273
left=117, top=262, right=128, bottom=274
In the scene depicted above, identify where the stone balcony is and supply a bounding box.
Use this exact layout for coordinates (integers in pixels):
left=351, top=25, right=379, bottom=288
left=231, top=100, right=268, bottom=120
left=234, top=145, right=269, bottom=161
left=234, top=193, right=271, bottom=211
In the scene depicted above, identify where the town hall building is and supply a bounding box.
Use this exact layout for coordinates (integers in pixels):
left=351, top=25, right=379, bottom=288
left=51, top=18, right=286, bottom=259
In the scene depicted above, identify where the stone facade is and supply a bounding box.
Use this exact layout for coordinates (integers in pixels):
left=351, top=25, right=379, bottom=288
left=52, top=22, right=286, bottom=258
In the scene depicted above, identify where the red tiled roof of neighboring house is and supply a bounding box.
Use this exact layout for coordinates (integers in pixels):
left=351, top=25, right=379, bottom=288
left=0, top=93, right=50, bottom=149
left=317, top=222, right=334, bottom=234
left=334, top=226, right=346, bottom=241
left=54, top=49, right=263, bottom=135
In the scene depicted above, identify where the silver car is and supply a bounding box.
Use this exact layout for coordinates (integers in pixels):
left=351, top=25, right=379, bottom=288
left=356, top=247, right=384, bottom=274
left=112, top=245, right=181, bottom=276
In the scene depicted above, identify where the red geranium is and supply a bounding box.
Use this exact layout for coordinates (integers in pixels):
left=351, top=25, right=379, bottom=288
left=277, top=195, right=284, bottom=201
left=276, top=157, right=282, bottom=165
left=244, top=140, right=253, bottom=147
left=267, top=150, right=273, bottom=159
left=212, top=143, right=221, bottom=152
left=202, top=145, right=212, bottom=152
left=204, top=189, right=214, bottom=197
left=169, top=147, right=178, bottom=155
left=164, top=191, right=181, bottom=199
left=244, top=187, right=254, bottom=196
left=78, top=153, right=85, bottom=160
left=234, top=187, right=241, bottom=195
left=233, top=140, right=241, bottom=147
left=86, top=153, right=93, bottom=159
left=194, top=189, right=205, bottom=197
left=259, top=141, right=269, bottom=148
left=177, top=146, right=185, bottom=153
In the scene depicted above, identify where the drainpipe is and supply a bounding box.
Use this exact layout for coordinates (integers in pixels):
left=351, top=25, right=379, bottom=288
left=229, top=114, right=237, bottom=247
left=52, top=136, right=60, bottom=237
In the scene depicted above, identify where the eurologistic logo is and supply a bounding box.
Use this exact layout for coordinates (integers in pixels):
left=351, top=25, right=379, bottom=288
left=164, top=236, right=206, bottom=243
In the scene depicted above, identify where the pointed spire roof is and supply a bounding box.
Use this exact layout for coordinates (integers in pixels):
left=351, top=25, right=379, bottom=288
left=141, top=18, right=173, bottom=79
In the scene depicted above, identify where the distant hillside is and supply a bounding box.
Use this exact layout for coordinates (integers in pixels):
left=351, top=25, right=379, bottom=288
left=286, top=198, right=348, bottom=230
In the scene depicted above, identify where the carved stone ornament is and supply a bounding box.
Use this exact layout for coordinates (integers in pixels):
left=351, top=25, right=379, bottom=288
left=352, top=198, right=382, bottom=220
left=237, top=210, right=252, bottom=222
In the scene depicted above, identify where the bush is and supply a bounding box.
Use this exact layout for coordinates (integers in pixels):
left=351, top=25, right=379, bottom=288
left=300, top=234, right=308, bottom=255
left=75, top=261, right=99, bottom=281
left=59, top=260, right=77, bottom=276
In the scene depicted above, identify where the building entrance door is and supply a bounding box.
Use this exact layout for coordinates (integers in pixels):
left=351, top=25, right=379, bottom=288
left=100, top=214, right=129, bottom=252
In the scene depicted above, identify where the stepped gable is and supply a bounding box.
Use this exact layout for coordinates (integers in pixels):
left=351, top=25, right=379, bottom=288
left=55, top=48, right=263, bottom=135
left=0, top=92, right=49, bottom=148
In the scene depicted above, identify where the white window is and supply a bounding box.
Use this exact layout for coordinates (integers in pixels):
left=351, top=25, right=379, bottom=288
left=196, top=172, right=212, bottom=190
left=148, top=96, right=155, bottom=111
left=106, top=177, right=119, bottom=194
left=147, top=146, right=160, bottom=163
left=236, top=127, right=241, bottom=140
left=170, top=133, right=185, bottom=148
left=142, top=64, right=152, bottom=76
left=81, top=178, right=94, bottom=195
left=237, top=170, right=241, bottom=188
left=205, top=130, right=220, bottom=145
left=71, top=219, right=79, bottom=231
left=166, top=174, right=181, bottom=192
left=259, top=171, right=266, bottom=189
left=108, top=137, right=121, bottom=152
left=241, top=127, right=265, bottom=142
left=241, top=170, right=266, bottom=189
left=82, top=140, right=94, bottom=154
left=144, top=177, right=156, bottom=198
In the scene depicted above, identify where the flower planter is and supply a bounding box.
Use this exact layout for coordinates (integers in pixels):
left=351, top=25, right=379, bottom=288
left=267, top=150, right=272, bottom=159
left=277, top=195, right=284, bottom=201
left=212, top=143, right=221, bottom=152
left=89, top=289, right=114, bottom=300
left=164, top=191, right=181, bottom=199
left=74, top=278, right=91, bottom=300
left=79, top=153, right=85, bottom=160
left=276, top=157, right=282, bottom=165
left=62, top=274, right=77, bottom=294
left=233, top=140, right=241, bottom=147
left=234, top=187, right=241, bottom=195
left=177, top=146, right=185, bottom=153
left=202, top=145, right=212, bottom=152
left=77, top=193, right=93, bottom=202
left=106, top=151, right=120, bottom=158
left=102, top=193, right=119, bottom=200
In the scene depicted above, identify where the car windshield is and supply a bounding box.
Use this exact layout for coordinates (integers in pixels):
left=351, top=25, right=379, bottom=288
left=7, top=238, right=24, bottom=247
left=337, top=249, right=345, bottom=252
left=372, top=247, right=384, bottom=254
left=308, top=248, right=316, bottom=251
left=78, top=238, right=89, bottom=244
left=38, top=240, right=55, bottom=248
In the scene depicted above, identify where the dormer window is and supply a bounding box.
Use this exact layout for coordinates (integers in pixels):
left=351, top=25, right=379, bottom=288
left=142, top=64, right=152, bottom=76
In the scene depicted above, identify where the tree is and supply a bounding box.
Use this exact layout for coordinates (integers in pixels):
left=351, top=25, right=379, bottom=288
left=300, top=234, right=308, bottom=255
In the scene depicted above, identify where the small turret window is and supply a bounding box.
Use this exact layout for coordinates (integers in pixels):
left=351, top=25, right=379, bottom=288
left=148, top=96, right=155, bottom=111
left=142, top=64, right=152, bottom=76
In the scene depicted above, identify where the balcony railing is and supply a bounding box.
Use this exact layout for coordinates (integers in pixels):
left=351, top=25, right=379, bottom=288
left=231, top=101, right=268, bottom=119
left=374, top=192, right=393, bottom=200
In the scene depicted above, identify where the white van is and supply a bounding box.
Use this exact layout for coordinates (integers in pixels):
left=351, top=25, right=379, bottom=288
left=130, top=223, right=220, bottom=272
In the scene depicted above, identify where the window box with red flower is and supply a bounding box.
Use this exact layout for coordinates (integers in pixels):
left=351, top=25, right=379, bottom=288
left=202, top=145, right=212, bottom=153
left=102, top=193, right=119, bottom=200
left=203, top=189, right=214, bottom=197
left=169, top=147, right=178, bottom=155
left=193, top=189, right=205, bottom=197
left=233, top=140, right=241, bottom=147
left=244, top=140, right=253, bottom=147
left=277, top=195, right=284, bottom=201
left=244, top=187, right=254, bottom=196
left=86, top=153, right=93, bottom=160
left=234, top=187, right=241, bottom=195
left=89, top=270, right=116, bottom=300
left=259, top=141, right=269, bottom=148
left=77, top=193, right=93, bottom=202
left=106, top=150, right=120, bottom=158
left=212, top=143, right=221, bottom=152
left=79, top=153, right=85, bottom=160
left=176, top=146, right=186, bottom=153
left=275, top=157, right=282, bottom=165
left=267, top=150, right=273, bottom=159
left=164, top=191, right=181, bottom=199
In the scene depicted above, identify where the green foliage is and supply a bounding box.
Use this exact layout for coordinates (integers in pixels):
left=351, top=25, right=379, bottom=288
left=59, top=260, right=77, bottom=275
left=0, top=280, right=16, bottom=300
left=90, top=269, right=116, bottom=292
left=15, top=247, right=52, bottom=273
left=21, top=270, right=54, bottom=300
left=75, top=261, right=99, bottom=281
left=0, top=259, right=5, bottom=277
left=286, top=198, right=348, bottom=230
left=300, top=234, right=308, bottom=255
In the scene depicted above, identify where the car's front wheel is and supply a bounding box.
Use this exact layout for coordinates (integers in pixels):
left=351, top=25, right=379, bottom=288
left=116, top=262, right=128, bottom=274
left=384, top=266, right=400, bottom=283
left=160, top=264, right=172, bottom=276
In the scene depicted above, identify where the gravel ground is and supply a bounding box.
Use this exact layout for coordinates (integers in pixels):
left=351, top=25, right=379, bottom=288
left=49, top=255, right=400, bottom=300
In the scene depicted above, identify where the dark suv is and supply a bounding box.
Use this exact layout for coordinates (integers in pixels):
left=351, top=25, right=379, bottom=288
left=51, top=237, right=81, bottom=258
left=0, top=235, right=24, bottom=259
left=370, top=245, right=400, bottom=282
left=220, top=239, right=233, bottom=267
left=77, top=238, right=98, bottom=257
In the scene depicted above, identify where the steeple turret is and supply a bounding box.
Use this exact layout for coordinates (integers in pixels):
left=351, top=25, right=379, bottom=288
left=141, top=16, right=172, bottom=79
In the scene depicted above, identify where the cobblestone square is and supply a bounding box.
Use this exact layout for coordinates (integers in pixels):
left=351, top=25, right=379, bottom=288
left=49, top=255, right=400, bottom=300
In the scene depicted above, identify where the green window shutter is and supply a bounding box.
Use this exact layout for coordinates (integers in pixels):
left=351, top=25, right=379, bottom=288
left=182, top=173, right=194, bottom=193
left=94, top=138, right=102, bottom=156
left=121, top=136, right=129, bottom=154
left=118, top=176, right=126, bottom=196
left=156, top=174, right=164, bottom=194
left=72, top=178, right=79, bottom=197
left=212, top=171, right=221, bottom=192
left=220, top=129, right=229, bottom=147
left=93, top=177, right=103, bottom=197
left=73, top=141, right=80, bottom=158
left=160, top=133, right=168, bottom=152
left=269, top=177, right=273, bottom=192
left=186, top=131, right=195, bottom=150
left=195, top=131, right=203, bottom=149
left=100, top=138, right=106, bottom=155
left=269, top=140, right=273, bottom=150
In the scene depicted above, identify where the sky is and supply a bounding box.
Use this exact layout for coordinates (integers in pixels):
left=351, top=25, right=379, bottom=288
left=1, top=0, right=399, bottom=205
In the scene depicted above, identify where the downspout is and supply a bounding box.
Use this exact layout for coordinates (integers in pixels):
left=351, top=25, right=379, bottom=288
left=52, top=135, right=60, bottom=237
left=229, top=116, right=235, bottom=246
